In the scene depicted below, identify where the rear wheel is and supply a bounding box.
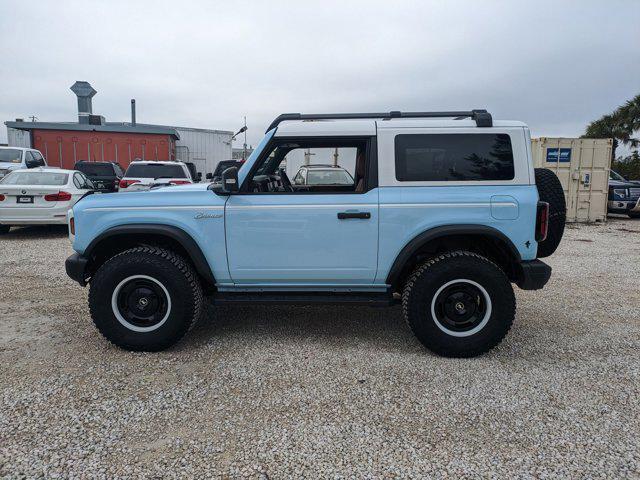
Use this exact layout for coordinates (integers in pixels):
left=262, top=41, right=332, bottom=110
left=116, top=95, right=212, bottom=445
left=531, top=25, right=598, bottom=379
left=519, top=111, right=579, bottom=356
left=88, top=246, right=203, bottom=351
left=534, top=168, right=566, bottom=257
left=0, top=225, right=10, bottom=235
left=402, top=251, right=515, bottom=357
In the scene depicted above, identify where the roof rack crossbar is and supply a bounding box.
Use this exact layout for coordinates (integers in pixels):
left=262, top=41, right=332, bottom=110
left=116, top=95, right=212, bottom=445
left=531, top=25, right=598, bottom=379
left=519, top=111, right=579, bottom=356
left=266, top=109, right=492, bottom=132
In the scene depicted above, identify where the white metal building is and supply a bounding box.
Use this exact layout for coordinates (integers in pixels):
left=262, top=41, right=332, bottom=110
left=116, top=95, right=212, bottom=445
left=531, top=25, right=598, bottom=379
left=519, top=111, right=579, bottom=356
left=173, top=126, right=233, bottom=177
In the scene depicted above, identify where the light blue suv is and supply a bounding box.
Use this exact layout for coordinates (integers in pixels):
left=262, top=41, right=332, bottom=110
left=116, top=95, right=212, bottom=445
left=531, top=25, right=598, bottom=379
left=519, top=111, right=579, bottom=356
left=65, top=110, right=566, bottom=357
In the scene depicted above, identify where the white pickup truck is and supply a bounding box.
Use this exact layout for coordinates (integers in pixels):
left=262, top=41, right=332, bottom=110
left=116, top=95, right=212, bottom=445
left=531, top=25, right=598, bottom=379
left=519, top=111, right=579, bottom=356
left=0, top=147, right=48, bottom=179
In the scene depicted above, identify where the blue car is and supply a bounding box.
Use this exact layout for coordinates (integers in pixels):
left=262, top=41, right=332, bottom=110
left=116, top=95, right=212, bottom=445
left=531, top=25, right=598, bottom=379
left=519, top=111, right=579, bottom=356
left=65, top=110, right=566, bottom=357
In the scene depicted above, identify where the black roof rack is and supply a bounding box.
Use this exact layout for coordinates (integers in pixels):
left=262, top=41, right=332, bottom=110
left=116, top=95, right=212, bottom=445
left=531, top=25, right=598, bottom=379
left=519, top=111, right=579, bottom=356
left=266, top=109, right=492, bottom=132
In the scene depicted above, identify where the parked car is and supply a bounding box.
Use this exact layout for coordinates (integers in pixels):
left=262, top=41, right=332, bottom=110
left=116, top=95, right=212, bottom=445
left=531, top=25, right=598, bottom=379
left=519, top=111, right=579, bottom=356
left=0, top=168, right=94, bottom=233
left=293, top=164, right=354, bottom=187
left=184, top=162, right=201, bottom=183
left=65, top=110, right=566, bottom=357
left=210, top=160, right=244, bottom=183
left=118, top=161, right=193, bottom=192
left=0, top=147, right=47, bottom=180
left=608, top=170, right=640, bottom=218
left=74, top=161, right=124, bottom=192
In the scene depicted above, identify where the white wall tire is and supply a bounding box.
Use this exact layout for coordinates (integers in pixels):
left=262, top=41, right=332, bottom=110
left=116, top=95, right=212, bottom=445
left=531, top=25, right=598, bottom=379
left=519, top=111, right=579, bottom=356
left=402, top=251, right=515, bottom=357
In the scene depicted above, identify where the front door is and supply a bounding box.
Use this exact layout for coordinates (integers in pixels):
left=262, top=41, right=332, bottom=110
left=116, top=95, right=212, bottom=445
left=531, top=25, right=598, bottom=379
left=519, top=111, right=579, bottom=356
left=224, top=136, right=379, bottom=286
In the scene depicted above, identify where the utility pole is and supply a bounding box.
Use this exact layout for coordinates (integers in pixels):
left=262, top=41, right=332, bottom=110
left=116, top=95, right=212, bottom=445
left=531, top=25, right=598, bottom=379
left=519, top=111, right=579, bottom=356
left=333, top=147, right=339, bottom=166
left=243, top=116, right=247, bottom=161
left=29, top=115, right=38, bottom=122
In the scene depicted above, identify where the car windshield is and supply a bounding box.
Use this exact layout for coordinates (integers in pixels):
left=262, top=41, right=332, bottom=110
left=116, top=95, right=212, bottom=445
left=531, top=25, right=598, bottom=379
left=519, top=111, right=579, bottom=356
left=306, top=169, right=353, bottom=185
left=0, top=171, right=69, bottom=186
left=76, top=163, right=114, bottom=176
left=125, top=163, right=187, bottom=179
left=0, top=149, right=22, bottom=163
left=610, top=170, right=626, bottom=181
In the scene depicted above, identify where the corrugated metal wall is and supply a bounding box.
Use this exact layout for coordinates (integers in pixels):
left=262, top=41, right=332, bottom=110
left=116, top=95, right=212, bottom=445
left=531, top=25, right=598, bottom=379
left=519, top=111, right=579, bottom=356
left=532, top=137, right=612, bottom=222
left=30, top=129, right=175, bottom=170
left=174, top=128, right=233, bottom=177
left=7, top=127, right=31, bottom=148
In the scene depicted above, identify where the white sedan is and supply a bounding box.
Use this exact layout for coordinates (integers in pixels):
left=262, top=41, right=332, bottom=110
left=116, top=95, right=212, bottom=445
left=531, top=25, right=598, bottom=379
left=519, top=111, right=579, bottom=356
left=0, top=168, right=95, bottom=233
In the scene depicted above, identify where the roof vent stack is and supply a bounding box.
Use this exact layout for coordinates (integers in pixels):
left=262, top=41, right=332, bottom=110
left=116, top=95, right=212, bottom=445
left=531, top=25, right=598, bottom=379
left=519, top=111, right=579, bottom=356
left=70, top=81, right=97, bottom=124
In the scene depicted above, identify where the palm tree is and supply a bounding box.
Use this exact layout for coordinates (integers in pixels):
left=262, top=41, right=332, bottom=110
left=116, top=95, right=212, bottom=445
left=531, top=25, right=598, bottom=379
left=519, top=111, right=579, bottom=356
left=583, top=94, right=640, bottom=161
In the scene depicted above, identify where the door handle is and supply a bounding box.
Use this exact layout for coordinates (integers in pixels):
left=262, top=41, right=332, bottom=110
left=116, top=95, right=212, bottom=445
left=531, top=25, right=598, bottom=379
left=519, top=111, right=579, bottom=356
left=337, top=211, right=371, bottom=219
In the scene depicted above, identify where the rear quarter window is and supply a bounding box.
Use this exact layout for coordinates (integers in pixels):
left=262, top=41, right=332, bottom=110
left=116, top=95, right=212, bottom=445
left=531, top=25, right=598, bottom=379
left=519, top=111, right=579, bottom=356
left=395, top=133, right=515, bottom=181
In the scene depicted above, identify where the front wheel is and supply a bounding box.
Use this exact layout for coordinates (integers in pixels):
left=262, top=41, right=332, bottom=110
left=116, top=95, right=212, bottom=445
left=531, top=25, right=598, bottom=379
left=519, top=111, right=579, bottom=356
left=0, top=225, right=10, bottom=235
left=402, top=251, right=515, bottom=357
left=88, top=246, right=203, bottom=351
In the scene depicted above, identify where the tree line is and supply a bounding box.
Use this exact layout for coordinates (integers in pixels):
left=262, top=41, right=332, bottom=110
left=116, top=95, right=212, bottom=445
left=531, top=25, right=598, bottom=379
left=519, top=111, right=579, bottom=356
left=582, top=94, right=640, bottom=179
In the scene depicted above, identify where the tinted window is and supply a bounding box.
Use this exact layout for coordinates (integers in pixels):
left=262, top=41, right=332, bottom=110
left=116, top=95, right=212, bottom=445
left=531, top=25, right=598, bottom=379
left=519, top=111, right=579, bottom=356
left=0, top=149, right=22, bottom=163
left=125, top=163, right=187, bottom=179
left=395, top=134, right=515, bottom=181
left=31, top=151, right=46, bottom=166
left=76, top=163, right=115, bottom=176
left=0, top=172, right=68, bottom=186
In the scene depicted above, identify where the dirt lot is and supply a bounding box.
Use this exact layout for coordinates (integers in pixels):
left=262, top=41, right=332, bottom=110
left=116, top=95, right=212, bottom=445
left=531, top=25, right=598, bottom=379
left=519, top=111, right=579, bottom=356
left=1, top=219, right=639, bottom=478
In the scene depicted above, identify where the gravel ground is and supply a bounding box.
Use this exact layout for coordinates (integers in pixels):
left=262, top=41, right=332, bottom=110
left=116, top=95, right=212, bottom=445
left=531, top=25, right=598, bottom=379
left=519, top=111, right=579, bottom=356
left=0, top=219, right=639, bottom=478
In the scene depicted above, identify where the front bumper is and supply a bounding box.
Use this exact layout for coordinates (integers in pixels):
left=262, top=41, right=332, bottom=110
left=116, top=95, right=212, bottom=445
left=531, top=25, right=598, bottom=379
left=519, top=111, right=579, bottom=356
left=517, top=260, right=552, bottom=290
left=65, top=253, right=89, bottom=286
left=608, top=199, right=640, bottom=213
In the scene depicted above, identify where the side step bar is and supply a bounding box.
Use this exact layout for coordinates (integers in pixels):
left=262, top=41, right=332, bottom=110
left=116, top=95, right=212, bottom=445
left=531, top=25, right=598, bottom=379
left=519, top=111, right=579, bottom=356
left=211, top=291, right=397, bottom=307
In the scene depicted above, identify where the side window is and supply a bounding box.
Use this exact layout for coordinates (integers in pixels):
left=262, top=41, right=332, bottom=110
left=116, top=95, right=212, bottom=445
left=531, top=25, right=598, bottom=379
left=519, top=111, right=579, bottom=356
left=245, top=138, right=370, bottom=194
left=394, top=133, right=515, bottom=181
left=25, top=151, right=35, bottom=165
left=73, top=173, right=83, bottom=189
left=32, top=151, right=46, bottom=166
left=293, top=170, right=305, bottom=185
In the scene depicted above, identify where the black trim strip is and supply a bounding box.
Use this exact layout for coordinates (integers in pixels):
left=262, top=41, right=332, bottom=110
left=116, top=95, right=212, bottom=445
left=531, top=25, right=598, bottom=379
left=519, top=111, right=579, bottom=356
left=385, top=224, right=522, bottom=285
left=84, top=224, right=216, bottom=284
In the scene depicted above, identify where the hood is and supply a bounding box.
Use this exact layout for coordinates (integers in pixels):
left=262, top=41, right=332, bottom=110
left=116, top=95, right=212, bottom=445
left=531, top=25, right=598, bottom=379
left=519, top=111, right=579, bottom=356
left=74, top=181, right=224, bottom=211
left=609, top=179, right=637, bottom=188
left=0, top=162, right=21, bottom=170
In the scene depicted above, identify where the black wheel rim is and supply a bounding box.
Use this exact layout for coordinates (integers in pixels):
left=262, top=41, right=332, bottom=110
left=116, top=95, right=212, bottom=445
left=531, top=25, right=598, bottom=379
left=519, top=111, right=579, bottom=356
left=432, top=281, right=488, bottom=333
left=115, top=277, right=169, bottom=329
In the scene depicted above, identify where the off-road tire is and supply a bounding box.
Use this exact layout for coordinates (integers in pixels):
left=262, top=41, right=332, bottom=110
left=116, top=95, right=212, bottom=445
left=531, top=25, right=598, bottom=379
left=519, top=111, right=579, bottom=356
left=89, top=246, right=203, bottom=351
left=534, top=168, right=566, bottom=257
left=402, top=251, right=515, bottom=358
left=0, top=225, right=10, bottom=235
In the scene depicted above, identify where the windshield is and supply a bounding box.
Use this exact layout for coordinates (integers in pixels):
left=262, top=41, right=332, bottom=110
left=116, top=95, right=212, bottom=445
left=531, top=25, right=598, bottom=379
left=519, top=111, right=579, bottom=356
left=610, top=170, right=626, bottom=181
left=76, top=163, right=114, bottom=176
left=125, top=163, right=187, bottom=179
left=0, top=149, right=22, bottom=163
left=307, top=169, right=353, bottom=185
left=0, top=171, right=68, bottom=186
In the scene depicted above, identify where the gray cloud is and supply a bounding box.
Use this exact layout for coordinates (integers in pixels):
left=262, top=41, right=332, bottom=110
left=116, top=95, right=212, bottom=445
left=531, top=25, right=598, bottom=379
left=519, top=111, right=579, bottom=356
left=1, top=0, right=638, bottom=147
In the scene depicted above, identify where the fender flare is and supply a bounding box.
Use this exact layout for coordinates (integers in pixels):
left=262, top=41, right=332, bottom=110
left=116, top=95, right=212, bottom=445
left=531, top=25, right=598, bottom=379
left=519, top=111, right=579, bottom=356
left=84, top=224, right=216, bottom=284
left=385, top=224, right=522, bottom=286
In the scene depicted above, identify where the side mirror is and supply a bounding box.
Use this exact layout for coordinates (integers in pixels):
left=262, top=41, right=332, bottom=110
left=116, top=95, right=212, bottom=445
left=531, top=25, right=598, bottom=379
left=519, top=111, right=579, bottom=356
left=25, top=160, right=39, bottom=169
left=205, top=173, right=213, bottom=180
left=220, top=166, right=239, bottom=194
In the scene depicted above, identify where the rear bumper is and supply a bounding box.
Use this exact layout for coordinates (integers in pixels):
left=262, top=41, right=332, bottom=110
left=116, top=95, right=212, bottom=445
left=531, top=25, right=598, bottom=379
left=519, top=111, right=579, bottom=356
left=516, top=259, right=551, bottom=290
left=65, top=253, right=89, bottom=286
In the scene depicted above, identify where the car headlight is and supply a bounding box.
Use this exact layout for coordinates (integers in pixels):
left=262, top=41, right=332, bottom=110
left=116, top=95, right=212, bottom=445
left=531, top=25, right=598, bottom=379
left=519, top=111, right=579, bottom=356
left=613, top=188, right=629, bottom=199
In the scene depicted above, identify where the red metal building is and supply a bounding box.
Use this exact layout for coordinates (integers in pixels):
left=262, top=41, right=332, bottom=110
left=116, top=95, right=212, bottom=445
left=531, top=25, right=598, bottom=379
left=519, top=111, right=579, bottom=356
left=5, top=123, right=179, bottom=170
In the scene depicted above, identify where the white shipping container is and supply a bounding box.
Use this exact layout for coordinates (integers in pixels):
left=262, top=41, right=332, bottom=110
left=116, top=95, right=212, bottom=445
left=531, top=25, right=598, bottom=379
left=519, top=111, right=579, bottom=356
left=7, top=127, right=32, bottom=148
left=531, top=137, right=612, bottom=223
left=173, top=127, right=233, bottom=178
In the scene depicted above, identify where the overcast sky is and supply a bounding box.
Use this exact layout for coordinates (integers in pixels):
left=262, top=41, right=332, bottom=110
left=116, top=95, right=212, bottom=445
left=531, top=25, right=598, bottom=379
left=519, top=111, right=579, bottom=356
left=1, top=0, right=638, bottom=149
